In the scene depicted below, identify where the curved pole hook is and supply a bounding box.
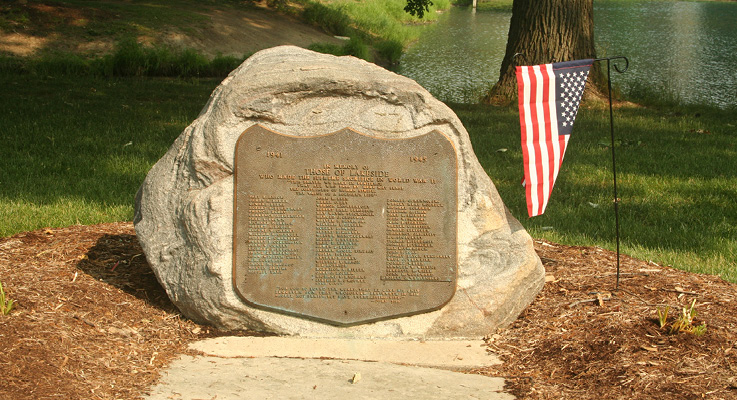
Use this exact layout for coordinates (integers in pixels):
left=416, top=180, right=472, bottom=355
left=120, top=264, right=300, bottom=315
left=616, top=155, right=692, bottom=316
left=595, top=56, right=629, bottom=74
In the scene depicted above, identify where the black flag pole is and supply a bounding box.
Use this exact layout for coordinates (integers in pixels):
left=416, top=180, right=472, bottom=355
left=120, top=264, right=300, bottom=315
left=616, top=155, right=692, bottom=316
left=593, top=56, right=629, bottom=290
left=512, top=53, right=629, bottom=289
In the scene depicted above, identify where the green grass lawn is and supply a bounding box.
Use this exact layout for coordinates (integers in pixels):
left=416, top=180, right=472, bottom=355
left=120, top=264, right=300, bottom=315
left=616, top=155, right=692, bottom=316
left=1, top=73, right=735, bottom=283
left=0, top=74, right=219, bottom=234
left=454, top=101, right=737, bottom=281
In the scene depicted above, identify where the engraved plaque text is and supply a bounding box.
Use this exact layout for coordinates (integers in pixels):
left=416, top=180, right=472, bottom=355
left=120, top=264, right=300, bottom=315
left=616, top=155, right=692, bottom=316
left=233, top=125, right=457, bottom=325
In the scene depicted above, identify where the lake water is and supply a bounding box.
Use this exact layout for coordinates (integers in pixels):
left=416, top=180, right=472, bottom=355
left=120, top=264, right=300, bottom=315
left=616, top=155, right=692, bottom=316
left=397, top=1, right=737, bottom=108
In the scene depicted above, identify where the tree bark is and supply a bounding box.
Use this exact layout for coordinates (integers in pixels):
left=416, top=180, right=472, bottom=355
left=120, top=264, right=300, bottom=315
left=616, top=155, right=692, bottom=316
left=483, top=0, right=600, bottom=105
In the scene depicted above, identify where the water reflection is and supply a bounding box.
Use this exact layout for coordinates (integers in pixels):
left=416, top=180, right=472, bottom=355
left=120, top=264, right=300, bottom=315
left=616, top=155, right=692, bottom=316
left=398, top=1, right=737, bottom=107
left=396, top=9, right=509, bottom=103
left=596, top=1, right=736, bottom=107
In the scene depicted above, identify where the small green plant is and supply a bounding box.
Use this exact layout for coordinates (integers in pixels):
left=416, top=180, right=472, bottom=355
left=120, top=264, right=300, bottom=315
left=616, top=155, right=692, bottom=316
left=658, top=299, right=707, bottom=336
left=671, top=299, right=707, bottom=336
left=0, top=281, right=15, bottom=316
left=657, top=305, right=669, bottom=328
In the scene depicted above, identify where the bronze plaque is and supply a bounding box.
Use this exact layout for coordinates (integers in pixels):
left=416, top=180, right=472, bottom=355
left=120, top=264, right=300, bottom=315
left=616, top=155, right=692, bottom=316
left=233, top=125, right=457, bottom=326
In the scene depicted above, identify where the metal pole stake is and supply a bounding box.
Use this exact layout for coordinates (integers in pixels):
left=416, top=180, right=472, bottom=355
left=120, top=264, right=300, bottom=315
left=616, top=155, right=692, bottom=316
left=593, top=56, right=629, bottom=290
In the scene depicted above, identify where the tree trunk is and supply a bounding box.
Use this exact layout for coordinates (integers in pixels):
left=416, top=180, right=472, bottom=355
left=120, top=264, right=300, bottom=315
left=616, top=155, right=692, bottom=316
left=483, top=0, right=600, bottom=105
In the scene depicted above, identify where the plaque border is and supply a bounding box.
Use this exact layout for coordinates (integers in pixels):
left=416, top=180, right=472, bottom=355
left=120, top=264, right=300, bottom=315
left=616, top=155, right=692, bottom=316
left=232, top=124, right=459, bottom=326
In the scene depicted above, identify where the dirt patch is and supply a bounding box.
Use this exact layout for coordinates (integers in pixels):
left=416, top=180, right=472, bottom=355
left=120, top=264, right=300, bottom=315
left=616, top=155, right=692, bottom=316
left=0, top=32, right=52, bottom=56
left=0, top=1, right=112, bottom=55
left=0, top=2, right=341, bottom=57
left=475, top=241, right=737, bottom=399
left=162, top=6, right=343, bottom=57
left=1, top=223, right=736, bottom=399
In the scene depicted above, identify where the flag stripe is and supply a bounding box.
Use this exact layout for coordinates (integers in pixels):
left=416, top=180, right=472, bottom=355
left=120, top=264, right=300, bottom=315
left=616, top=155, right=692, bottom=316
left=516, top=59, right=591, bottom=217
left=531, top=66, right=544, bottom=216
left=539, top=64, right=555, bottom=214
left=533, top=65, right=547, bottom=216
left=545, top=63, right=562, bottom=215
left=517, top=66, right=536, bottom=216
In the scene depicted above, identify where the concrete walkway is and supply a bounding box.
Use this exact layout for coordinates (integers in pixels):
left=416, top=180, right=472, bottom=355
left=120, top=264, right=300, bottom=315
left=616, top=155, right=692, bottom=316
left=145, top=337, right=515, bottom=400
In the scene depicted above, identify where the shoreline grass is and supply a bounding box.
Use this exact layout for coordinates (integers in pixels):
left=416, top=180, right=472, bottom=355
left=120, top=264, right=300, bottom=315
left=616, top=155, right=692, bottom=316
left=298, top=0, right=450, bottom=63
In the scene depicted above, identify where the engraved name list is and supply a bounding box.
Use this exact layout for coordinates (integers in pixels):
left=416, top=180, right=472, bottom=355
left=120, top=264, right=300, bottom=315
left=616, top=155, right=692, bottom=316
left=233, top=125, right=458, bottom=325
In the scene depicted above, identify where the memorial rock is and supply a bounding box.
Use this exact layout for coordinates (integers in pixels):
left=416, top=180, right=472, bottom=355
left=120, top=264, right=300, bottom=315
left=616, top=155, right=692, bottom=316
left=134, top=46, right=544, bottom=338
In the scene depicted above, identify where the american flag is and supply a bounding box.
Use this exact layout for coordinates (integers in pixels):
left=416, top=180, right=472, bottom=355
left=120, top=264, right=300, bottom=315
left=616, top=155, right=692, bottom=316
left=516, top=59, right=593, bottom=217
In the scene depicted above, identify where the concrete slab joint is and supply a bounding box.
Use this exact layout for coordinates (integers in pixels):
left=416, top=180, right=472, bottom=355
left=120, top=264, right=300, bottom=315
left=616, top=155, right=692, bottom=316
left=145, top=337, right=516, bottom=400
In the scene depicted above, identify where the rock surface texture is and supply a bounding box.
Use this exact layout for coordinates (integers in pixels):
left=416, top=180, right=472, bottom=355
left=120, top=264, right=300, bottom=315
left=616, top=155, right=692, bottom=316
left=134, top=46, right=544, bottom=338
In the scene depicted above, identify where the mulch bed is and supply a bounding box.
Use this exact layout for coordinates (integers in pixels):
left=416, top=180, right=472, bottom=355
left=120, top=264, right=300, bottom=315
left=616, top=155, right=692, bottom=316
left=476, top=241, right=737, bottom=399
left=1, top=223, right=736, bottom=399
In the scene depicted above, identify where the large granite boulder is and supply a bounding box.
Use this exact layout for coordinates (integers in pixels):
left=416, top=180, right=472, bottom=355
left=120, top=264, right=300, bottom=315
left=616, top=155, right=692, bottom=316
left=134, top=46, right=544, bottom=338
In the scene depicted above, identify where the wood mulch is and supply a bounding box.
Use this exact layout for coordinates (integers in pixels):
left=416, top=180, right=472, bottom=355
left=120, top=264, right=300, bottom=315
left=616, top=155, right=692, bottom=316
left=1, top=222, right=736, bottom=399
